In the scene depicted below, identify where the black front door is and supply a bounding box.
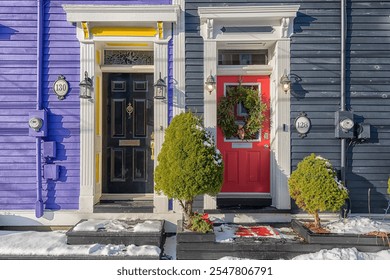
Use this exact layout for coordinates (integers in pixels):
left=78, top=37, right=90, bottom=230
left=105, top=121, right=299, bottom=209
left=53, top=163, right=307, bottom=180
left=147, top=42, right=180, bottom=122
left=103, top=73, right=154, bottom=194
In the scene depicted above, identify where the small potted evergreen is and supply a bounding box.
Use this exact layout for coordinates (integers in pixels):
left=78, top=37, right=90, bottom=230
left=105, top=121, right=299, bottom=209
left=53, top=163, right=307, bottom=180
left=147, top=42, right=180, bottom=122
left=288, top=153, right=349, bottom=230
left=154, top=112, right=224, bottom=233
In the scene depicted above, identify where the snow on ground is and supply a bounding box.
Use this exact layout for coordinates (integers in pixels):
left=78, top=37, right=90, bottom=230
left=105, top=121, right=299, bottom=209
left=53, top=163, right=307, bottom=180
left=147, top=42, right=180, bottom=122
left=214, top=224, right=237, bottom=242
left=0, top=230, right=160, bottom=257
left=0, top=217, right=389, bottom=259
left=214, top=224, right=298, bottom=242
left=72, top=219, right=161, bottom=232
left=133, top=220, right=162, bottom=232
left=292, top=248, right=390, bottom=260
left=324, top=216, right=390, bottom=234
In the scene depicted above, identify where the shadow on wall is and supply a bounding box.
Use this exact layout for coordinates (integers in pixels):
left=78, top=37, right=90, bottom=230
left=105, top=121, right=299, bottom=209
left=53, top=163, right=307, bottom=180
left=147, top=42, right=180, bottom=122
left=346, top=126, right=388, bottom=214
left=0, top=24, right=18, bottom=40
left=346, top=170, right=389, bottom=215
left=290, top=12, right=317, bottom=100
left=43, top=112, right=73, bottom=211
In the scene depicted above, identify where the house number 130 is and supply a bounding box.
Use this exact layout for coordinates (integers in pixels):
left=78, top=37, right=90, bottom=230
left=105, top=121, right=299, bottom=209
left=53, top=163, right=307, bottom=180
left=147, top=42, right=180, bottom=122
left=53, top=75, right=69, bottom=100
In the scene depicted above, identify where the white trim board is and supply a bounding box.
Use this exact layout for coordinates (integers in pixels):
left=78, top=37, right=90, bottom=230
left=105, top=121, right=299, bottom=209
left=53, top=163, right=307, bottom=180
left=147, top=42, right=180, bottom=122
left=63, top=5, right=180, bottom=23
left=61, top=3, right=185, bottom=217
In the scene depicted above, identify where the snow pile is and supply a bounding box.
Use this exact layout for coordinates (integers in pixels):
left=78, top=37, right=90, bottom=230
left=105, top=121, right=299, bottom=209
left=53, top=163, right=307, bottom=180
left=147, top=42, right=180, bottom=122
left=214, top=224, right=298, bottom=242
left=0, top=231, right=160, bottom=256
left=273, top=227, right=298, bottom=240
left=72, top=219, right=109, bottom=232
left=72, top=219, right=162, bottom=233
left=214, top=224, right=237, bottom=243
left=133, top=220, right=162, bottom=232
left=125, top=244, right=161, bottom=256
left=293, top=248, right=390, bottom=260
left=325, top=217, right=390, bottom=234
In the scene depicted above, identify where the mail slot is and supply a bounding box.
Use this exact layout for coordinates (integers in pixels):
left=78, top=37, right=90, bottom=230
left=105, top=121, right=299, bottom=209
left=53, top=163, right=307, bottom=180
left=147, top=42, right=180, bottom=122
left=119, top=140, right=141, bottom=146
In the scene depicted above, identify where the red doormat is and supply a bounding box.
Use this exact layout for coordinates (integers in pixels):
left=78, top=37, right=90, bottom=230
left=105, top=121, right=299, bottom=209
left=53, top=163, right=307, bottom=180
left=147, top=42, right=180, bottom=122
left=235, top=226, right=280, bottom=237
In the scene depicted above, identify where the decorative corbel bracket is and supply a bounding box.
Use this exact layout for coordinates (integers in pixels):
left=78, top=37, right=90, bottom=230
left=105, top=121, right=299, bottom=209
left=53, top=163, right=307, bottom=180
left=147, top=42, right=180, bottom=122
left=81, top=21, right=90, bottom=40
left=157, top=21, right=164, bottom=39
left=281, top=17, right=294, bottom=38
left=206, top=18, right=214, bottom=39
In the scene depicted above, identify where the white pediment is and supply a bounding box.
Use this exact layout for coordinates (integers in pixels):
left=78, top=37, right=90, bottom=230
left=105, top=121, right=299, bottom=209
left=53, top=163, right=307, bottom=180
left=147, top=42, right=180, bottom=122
left=198, top=5, right=300, bottom=40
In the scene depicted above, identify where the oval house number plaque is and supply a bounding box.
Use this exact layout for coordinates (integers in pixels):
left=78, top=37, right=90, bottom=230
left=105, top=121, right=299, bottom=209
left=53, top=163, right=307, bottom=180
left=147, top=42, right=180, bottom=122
left=295, top=112, right=311, bottom=138
left=53, top=75, right=69, bottom=100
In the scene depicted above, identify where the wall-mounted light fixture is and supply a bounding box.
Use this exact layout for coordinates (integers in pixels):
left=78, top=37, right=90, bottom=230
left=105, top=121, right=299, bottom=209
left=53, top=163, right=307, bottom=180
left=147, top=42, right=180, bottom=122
left=205, top=72, right=216, bottom=94
left=79, top=71, right=93, bottom=99
left=280, top=73, right=291, bottom=93
left=153, top=72, right=166, bottom=100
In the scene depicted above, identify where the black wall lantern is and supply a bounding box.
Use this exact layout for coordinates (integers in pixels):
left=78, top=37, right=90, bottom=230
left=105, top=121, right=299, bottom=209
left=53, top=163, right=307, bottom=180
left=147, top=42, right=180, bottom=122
left=153, top=72, right=167, bottom=100
left=79, top=71, right=92, bottom=99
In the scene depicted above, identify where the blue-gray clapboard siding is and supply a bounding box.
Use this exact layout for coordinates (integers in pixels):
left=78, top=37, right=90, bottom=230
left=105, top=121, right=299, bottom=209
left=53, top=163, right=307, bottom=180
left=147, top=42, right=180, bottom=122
left=0, top=0, right=171, bottom=211
left=185, top=0, right=390, bottom=214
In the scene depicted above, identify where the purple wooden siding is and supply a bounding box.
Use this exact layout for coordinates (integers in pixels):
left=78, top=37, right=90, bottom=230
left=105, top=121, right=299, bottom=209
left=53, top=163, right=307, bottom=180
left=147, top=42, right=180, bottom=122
left=0, top=0, right=38, bottom=210
left=0, top=0, right=171, bottom=211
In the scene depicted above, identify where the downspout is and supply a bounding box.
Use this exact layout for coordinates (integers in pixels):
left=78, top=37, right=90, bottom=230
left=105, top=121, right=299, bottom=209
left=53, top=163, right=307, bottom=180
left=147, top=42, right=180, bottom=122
left=35, top=0, right=44, bottom=218
left=340, top=0, right=347, bottom=186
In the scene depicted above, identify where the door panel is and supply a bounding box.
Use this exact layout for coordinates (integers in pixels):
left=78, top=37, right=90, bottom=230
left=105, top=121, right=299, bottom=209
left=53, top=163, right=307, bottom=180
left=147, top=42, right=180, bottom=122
left=103, top=73, right=154, bottom=194
left=217, top=75, right=270, bottom=193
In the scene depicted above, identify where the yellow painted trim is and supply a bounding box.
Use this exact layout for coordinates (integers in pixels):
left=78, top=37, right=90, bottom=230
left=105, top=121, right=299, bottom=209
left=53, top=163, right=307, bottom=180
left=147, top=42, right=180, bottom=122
left=81, top=22, right=89, bottom=39
left=106, top=43, right=149, bottom=47
left=95, top=76, right=101, bottom=136
left=96, top=50, right=101, bottom=65
left=91, top=27, right=157, bottom=37
left=95, top=153, right=100, bottom=184
left=157, top=21, right=163, bottom=39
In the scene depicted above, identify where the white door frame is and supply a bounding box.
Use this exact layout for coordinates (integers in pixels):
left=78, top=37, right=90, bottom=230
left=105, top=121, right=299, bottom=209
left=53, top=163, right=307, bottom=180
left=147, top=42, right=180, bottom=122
left=198, top=5, right=299, bottom=210
left=63, top=4, right=183, bottom=213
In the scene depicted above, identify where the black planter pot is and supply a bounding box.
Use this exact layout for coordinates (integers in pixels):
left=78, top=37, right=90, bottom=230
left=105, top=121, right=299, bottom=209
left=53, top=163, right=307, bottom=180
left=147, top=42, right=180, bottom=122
left=176, top=220, right=215, bottom=243
left=291, top=219, right=389, bottom=246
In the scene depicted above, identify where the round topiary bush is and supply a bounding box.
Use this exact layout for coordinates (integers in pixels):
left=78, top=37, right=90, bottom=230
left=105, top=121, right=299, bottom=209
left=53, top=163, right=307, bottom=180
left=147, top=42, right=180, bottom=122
left=288, top=153, right=349, bottom=228
left=154, top=112, right=224, bottom=226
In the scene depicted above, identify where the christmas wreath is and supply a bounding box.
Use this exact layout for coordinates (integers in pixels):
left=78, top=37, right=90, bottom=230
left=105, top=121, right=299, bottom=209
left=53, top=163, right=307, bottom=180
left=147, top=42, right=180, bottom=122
left=217, top=85, right=267, bottom=140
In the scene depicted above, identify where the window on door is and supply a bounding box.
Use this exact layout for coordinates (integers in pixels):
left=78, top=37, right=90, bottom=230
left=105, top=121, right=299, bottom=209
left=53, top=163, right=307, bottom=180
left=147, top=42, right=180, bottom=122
left=218, top=50, right=268, bottom=65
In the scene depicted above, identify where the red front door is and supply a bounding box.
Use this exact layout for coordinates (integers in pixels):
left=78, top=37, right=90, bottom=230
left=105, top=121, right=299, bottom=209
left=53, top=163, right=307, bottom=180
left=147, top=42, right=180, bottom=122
left=217, top=76, right=270, bottom=193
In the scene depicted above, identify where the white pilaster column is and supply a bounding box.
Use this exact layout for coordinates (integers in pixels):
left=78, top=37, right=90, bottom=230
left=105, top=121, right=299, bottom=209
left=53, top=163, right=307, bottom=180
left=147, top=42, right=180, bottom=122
left=79, top=41, right=95, bottom=213
left=203, top=39, right=218, bottom=210
left=154, top=40, right=170, bottom=213
left=172, top=0, right=185, bottom=116
left=271, top=39, right=291, bottom=209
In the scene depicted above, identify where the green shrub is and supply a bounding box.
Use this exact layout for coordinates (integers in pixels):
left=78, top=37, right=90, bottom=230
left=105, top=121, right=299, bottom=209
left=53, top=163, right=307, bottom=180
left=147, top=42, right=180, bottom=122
left=189, top=212, right=213, bottom=233
left=288, top=153, right=349, bottom=228
left=154, top=112, right=224, bottom=226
